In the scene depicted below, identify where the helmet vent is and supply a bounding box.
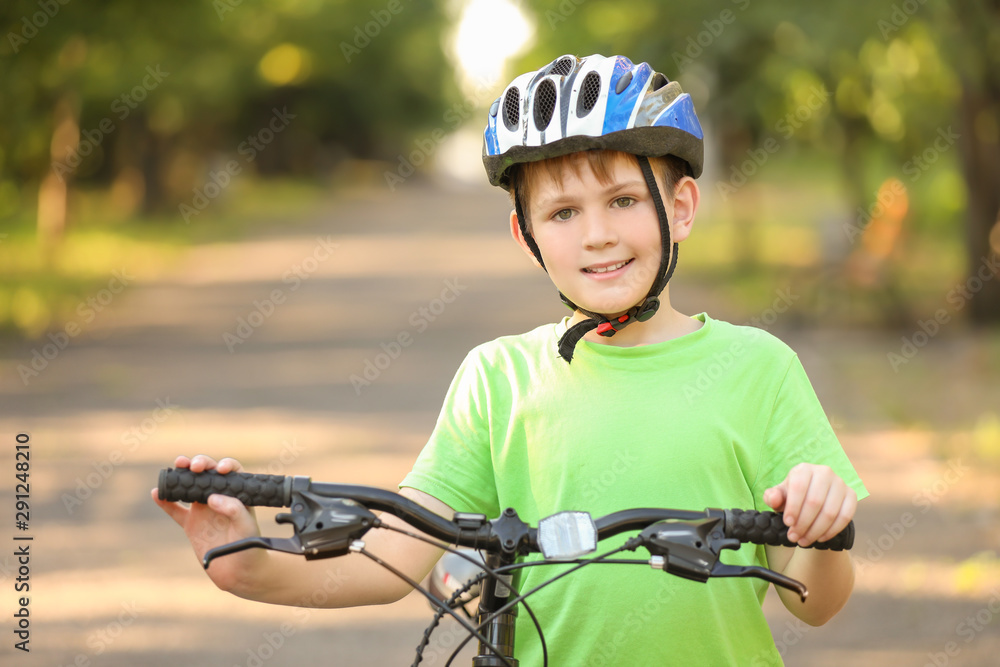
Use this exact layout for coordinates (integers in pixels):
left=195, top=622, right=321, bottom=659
left=533, top=79, right=557, bottom=131
left=502, top=87, right=520, bottom=131
left=650, top=73, right=668, bottom=91
left=577, top=71, right=601, bottom=117
left=549, top=57, right=574, bottom=77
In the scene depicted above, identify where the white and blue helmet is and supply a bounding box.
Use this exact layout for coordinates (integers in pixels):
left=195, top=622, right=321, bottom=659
left=482, top=54, right=706, bottom=363
left=483, top=54, right=704, bottom=189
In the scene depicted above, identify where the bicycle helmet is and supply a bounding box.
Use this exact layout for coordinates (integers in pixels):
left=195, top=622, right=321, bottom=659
left=483, top=54, right=704, bottom=362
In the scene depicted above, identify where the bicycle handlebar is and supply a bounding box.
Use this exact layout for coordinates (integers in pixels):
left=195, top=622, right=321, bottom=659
left=158, top=467, right=854, bottom=551
left=159, top=466, right=857, bottom=666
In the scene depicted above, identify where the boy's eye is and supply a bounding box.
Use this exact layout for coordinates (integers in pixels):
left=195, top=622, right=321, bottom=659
left=613, top=196, right=635, bottom=208
left=553, top=209, right=574, bottom=221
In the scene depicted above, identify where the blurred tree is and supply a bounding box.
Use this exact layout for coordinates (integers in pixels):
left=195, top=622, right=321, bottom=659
left=941, top=0, right=1000, bottom=323
left=0, top=0, right=456, bottom=227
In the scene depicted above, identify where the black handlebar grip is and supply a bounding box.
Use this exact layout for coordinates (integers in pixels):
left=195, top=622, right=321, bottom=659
left=158, top=468, right=292, bottom=507
left=724, top=509, right=854, bottom=551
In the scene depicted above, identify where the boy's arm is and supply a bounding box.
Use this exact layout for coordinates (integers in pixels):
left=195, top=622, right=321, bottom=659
left=762, top=463, right=859, bottom=626
left=153, top=455, right=450, bottom=608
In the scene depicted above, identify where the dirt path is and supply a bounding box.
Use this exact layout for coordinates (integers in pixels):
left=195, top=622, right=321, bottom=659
left=1, top=179, right=997, bottom=666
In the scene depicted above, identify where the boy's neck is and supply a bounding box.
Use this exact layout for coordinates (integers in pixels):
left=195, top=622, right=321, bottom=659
left=568, top=293, right=703, bottom=348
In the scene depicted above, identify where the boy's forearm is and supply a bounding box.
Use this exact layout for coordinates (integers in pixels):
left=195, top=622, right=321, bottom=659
left=222, top=548, right=414, bottom=608
left=768, top=546, right=855, bottom=626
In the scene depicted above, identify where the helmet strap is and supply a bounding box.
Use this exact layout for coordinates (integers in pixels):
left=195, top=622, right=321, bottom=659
left=513, top=191, right=545, bottom=270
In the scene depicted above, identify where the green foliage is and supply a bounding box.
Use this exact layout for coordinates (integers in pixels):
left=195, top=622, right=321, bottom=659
left=0, top=0, right=456, bottom=210
left=520, top=0, right=977, bottom=229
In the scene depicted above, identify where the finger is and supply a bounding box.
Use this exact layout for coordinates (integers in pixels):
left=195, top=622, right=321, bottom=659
left=206, top=493, right=259, bottom=532
left=207, top=493, right=244, bottom=516
left=152, top=487, right=189, bottom=526
left=797, top=481, right=846, bottom=546
left=174, top=455, right=191, bottom=468
left=216, top=458, right=244, bottom=474
left=780, top=466, right=812, bottom=532
left=791, top=474, right=834, bottom=544
left=188, top=455, right=219, bottom=473
left=817, top=488, right=858, bottom=544
left=764, top=485, right=786, bottom=512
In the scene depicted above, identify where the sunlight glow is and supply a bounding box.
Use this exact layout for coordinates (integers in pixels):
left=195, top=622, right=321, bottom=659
left=450, top=0, right=534, bottom=94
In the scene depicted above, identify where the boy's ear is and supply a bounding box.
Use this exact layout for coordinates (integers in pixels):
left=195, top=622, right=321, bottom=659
left=510, top=209, right=543, bottom=269
left=669, top=176, right=700, bottom=244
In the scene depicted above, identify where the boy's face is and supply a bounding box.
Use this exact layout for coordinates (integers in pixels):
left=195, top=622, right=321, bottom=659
left=513, top=153, right=691, bottom=318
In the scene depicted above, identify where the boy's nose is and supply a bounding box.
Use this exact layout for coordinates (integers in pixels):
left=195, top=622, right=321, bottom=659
left=581, top=211, right=618, bottom=249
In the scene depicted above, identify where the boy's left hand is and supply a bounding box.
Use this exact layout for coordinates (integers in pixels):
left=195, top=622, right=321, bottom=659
left=764, top=463, right=857, bottom=547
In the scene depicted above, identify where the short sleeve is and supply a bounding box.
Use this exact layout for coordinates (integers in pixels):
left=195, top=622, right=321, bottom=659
left=400, top=349, right=501, bottom=517
left=750, top=355, right=869, bottom=508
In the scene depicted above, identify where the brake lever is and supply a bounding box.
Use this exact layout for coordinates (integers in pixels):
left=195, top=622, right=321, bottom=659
left=636, top=518, right=809, bottom=602
left=202, top=491, right=378, bottom=569
left=203, top=536, right=304, bottom=569
left=710, top=564, right=808, bottom=602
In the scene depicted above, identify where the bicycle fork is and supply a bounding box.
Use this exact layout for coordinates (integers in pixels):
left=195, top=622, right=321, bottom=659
left=473, top=551, right=518, bottom=667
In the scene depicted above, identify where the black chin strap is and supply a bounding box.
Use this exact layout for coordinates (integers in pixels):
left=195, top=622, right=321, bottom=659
left=516, top=156, right=680, bottom=363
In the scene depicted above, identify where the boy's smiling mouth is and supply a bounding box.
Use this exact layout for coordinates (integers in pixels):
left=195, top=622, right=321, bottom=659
left=582, top=258, right=634, bottom=274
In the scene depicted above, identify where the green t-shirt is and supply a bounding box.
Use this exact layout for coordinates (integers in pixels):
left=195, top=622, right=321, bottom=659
left=402, top=313, right=867, bottom=666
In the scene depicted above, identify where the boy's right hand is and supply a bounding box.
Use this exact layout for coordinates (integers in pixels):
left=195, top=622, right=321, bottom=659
left=152, top=454, right=265, bottom=593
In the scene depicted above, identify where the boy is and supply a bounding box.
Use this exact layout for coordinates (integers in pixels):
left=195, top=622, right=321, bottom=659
left=155, top=54, right=866, bottom=665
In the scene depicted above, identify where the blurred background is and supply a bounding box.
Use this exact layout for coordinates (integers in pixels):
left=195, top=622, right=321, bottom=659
left=0, top=0, right=998, bottom=665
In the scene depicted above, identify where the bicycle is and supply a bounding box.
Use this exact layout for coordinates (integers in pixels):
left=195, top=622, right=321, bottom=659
left=158, top=467, right=855, bottom=666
